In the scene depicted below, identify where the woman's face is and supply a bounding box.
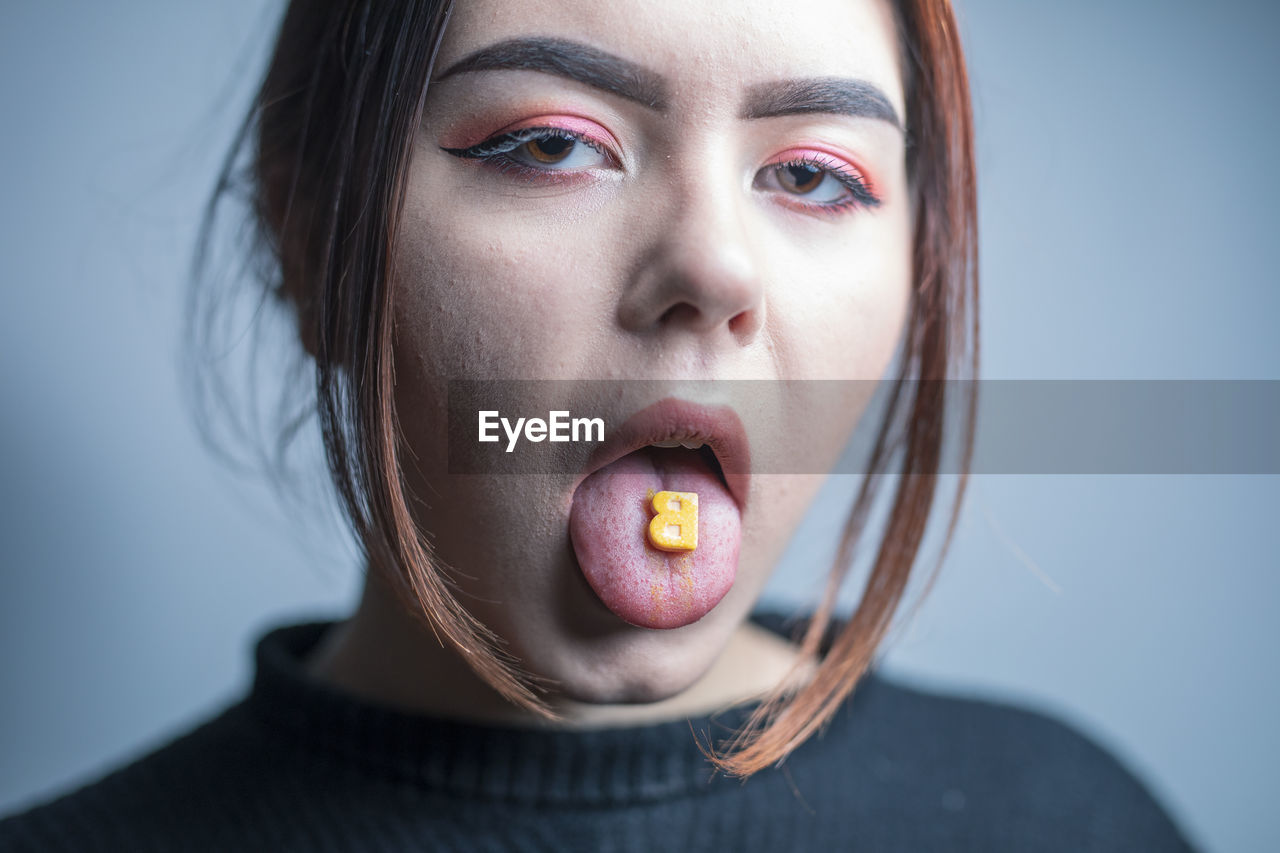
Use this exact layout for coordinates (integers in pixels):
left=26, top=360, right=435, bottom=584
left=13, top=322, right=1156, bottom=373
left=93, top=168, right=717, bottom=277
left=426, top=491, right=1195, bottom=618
left=391, top=0, right=911, bottom=703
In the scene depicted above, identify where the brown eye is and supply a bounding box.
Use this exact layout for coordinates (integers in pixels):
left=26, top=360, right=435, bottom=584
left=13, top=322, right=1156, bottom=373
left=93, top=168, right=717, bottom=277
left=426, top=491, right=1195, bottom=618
left=776, top=163, right=824, bottom=195
left=753, top=156, right=871, bottom=208
left=524, top=136, right=575, bottom=163
left=444, top=127, right=614, bottom=172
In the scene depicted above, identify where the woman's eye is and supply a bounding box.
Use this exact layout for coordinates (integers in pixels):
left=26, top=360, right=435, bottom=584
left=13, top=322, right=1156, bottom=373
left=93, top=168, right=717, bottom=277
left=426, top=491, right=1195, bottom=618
left=510, top=133, right=607, bottom=169
left=754, top=157, right=880, bottom=211
left=442, top=128, right=613, bottom=173
left=775, top=164, right=843, bottom=201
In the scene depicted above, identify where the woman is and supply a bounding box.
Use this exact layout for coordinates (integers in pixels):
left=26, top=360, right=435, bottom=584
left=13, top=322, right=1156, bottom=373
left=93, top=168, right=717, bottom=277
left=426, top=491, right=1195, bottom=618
left=0, top=0, right=1196, bottom=850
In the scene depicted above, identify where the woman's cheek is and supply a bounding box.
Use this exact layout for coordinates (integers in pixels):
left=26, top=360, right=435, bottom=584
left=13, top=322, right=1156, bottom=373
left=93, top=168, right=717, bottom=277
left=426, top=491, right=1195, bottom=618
left=396, top=207, right=609, bottom=380
left=786, top=216, right=911, bottom=382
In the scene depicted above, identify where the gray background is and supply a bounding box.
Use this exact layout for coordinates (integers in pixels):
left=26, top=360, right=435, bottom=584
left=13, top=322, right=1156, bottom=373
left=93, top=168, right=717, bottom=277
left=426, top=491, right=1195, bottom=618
left=2, top=2, right=1276, bottom=850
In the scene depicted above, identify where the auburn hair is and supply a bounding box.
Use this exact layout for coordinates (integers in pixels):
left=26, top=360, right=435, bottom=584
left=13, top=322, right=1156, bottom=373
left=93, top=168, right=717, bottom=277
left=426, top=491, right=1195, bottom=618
left=189, top=0, right=978, bottom=778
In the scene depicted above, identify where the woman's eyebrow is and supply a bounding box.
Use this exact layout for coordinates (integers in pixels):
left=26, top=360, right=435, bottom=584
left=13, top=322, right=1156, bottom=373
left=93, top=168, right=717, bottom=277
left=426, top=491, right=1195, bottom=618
left=433, top=37, right=669, bottom=110
left=741, top=78, right=903, bottom=132
left=434, top=37, right=901, bottom=133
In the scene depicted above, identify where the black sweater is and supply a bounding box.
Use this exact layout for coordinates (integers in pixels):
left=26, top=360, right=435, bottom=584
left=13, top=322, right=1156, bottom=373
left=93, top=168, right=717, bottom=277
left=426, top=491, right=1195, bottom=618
left=0, top=612, right=1196, bottom=852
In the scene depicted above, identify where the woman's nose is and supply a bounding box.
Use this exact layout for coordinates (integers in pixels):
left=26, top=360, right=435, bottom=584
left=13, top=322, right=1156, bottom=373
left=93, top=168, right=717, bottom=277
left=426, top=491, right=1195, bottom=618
left=616, top=177, right=766, bottom=343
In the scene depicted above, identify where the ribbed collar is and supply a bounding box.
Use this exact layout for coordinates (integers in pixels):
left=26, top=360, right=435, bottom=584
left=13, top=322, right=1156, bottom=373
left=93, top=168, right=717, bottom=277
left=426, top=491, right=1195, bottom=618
left=247, top=610, right=847, bottom=806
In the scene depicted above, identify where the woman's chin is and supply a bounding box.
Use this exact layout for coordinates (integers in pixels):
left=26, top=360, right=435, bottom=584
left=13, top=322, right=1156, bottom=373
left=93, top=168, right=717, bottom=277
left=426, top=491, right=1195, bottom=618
left=487, top=609, right=736, bottom=713
left=545, top=657, right=711, bottom=707
left=507, top=610, right=803, bottom=724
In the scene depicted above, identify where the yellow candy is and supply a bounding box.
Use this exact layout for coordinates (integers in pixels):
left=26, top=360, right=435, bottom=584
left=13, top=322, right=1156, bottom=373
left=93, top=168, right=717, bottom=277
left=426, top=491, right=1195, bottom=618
left=647, top=490, right=698, bottom=552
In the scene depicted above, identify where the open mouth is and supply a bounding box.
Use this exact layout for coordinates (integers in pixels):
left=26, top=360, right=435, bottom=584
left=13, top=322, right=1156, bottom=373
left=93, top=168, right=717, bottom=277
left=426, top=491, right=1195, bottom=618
left=567, top=399, right=748, bottom=631
left=649, top=441, right=729, bottom=493
left=573, top=398, right=751, bottom=512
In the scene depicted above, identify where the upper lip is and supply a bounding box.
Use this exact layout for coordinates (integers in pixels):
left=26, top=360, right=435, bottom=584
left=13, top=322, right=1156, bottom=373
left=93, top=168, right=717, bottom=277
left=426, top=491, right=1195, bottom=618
left=574, top=397, right=752, bottom=512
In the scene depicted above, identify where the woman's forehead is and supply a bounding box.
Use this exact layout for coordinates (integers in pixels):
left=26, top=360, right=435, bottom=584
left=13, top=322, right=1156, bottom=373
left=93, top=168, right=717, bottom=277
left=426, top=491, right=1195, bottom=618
left=433, top=0, right=906, bottom=120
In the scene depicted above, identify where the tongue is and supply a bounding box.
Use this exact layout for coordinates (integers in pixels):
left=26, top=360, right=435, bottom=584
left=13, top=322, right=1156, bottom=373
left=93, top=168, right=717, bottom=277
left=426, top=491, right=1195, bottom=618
left=569, top=447, right=740, bottom=629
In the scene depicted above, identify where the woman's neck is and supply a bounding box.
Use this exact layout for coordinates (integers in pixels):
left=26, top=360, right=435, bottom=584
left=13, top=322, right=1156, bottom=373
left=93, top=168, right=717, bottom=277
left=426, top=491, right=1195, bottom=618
left=304, top=568, right=816, bottom=729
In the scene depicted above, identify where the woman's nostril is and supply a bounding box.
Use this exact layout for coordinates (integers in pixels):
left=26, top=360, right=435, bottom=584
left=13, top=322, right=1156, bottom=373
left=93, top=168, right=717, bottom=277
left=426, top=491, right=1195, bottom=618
left=727, top=308, right=761, bottom=338
left=659, top=302, right=712, bottom=329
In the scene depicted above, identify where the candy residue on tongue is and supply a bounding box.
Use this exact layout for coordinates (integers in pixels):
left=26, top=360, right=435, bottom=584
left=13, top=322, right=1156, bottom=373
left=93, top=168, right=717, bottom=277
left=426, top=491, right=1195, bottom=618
left=569, top=446, right=741, bottom=630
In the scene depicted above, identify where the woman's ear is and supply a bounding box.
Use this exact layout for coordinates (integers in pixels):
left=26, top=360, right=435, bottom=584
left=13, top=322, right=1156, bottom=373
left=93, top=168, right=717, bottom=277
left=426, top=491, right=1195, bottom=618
left=273, top=221, right=324, bottom=364
left=277, top=262, right=322, bottom=364
left=259, top=151, right=326, bottom=365
left=294, top=301, right=321, bottom=363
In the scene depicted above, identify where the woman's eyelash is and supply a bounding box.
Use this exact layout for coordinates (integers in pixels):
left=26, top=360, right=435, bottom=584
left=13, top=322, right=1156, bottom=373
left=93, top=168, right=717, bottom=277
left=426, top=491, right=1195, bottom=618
left=774, top=155, right=882, bottom=210
left=441, top=127, right=607, bottom=162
